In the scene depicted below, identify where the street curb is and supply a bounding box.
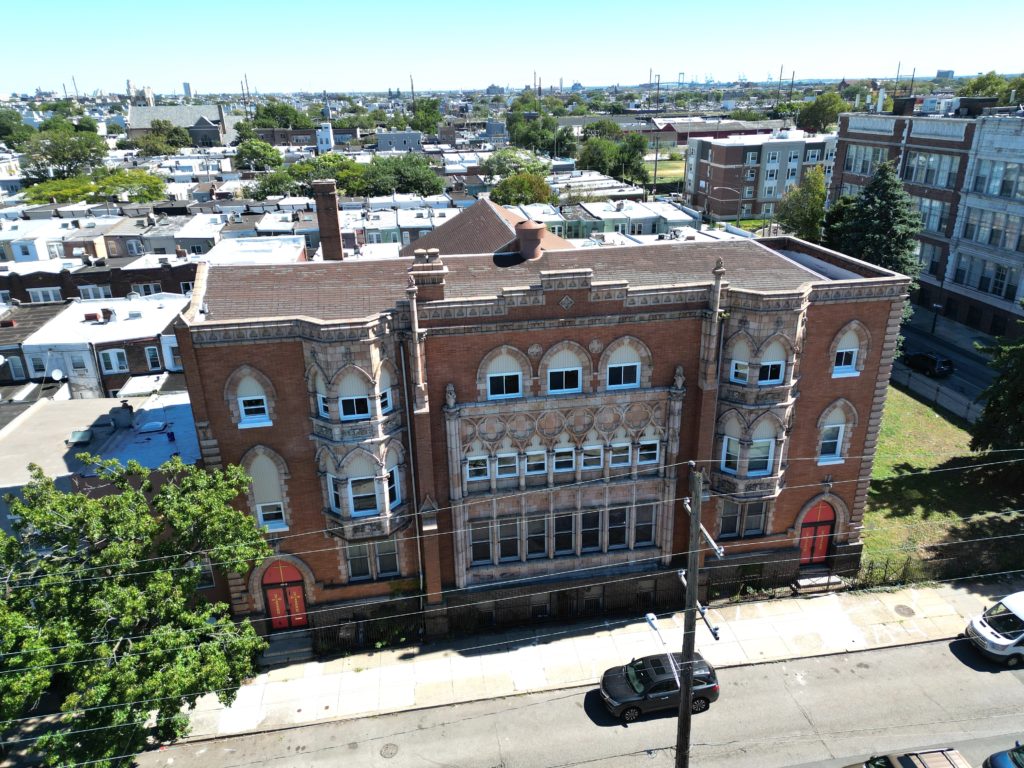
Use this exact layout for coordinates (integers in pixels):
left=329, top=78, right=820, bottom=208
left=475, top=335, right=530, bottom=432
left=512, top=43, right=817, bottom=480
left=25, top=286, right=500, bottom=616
left=169, top=634, right=966, bottom=749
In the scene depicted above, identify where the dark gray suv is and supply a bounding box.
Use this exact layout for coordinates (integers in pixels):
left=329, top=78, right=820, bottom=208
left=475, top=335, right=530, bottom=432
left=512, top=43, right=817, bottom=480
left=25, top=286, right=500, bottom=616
left=599, top=652, right=719, bottom=722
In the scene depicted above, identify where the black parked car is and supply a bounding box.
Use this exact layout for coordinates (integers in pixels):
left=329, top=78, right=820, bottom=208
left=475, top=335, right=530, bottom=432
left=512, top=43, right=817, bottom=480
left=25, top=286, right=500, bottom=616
left=904, top=351, right=955, bottom=377
left=599, top=652, right=719, bottom=722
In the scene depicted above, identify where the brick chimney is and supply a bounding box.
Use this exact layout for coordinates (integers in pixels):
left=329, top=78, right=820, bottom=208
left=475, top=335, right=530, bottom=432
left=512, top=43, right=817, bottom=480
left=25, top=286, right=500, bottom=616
left=516, top=220, right=546, bottom=261
left=408, top=247, right=447, bottom=301
left=312, top=180, right=343, bottom=261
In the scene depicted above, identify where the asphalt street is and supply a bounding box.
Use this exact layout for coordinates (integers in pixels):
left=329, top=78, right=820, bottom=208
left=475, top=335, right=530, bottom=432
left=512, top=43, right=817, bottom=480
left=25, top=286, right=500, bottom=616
left=901, top=323, right=995, bottom=401
left=138, top=639, right=1024, bottom=768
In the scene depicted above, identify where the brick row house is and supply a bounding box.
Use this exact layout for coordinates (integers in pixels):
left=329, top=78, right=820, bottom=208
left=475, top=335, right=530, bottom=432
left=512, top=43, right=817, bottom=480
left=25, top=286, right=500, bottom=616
left=830, top=100, right=1024, bottom=337
left=177, top=219, right=908, bottom=640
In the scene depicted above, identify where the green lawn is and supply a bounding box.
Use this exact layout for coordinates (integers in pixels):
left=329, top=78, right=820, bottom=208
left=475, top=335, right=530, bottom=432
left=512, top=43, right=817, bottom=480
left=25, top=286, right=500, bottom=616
left=645, top=159, right=685, bottom=182
left=864, top=387, right=1024, bottom=578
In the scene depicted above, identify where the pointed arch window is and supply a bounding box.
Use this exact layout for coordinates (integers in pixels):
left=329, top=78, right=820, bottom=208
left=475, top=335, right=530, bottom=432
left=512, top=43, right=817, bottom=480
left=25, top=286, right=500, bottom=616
left=250, top=454, right=287, bottom=531
left=237, top=375, right=271, bottom=428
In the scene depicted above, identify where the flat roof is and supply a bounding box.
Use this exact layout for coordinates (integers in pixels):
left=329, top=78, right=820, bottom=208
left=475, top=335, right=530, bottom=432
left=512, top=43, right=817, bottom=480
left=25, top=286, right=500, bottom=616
left=0, top=391, right=199, bottom=489
left=201, top=236, right=306, bottom=265
left=23, top=294, right=189, bottom=346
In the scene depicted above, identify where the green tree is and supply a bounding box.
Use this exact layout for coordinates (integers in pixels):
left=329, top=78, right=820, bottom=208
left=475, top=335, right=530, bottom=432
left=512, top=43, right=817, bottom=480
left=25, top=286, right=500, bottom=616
left=94, top=168, right=165, bottom=202
left=233, top=120, right=257, bottom=143
left=957, top=71, right=1009, bottom=101
left=0, top=108, right=35, bottom=150
left=286, top=153, right=362, bottom=196
left=361, top=154, right=443, bottom=196
left=0, top=456, right=271, bottom=767
left=252, top=99, right=314, bottom=129
left=234, top=139, right=282, bottom=171
left=245, top=169, right=297, bottom=200
left=617, top=133, right=650, bottom=186
left=797, top=93, right=849, bottom=133
left=39, top=99, right=83, bottom=117
left=971, top=333, right=1024, bottom=453
left=21, top=131, right=108, bottom=182
left=824, top=162, right=922, bottom=278
left=822, top=194, right=859, bottom=253
left=577, top=137, right=619, bottom=176
left=22, top=176, right=98, bottom=204
left=409, top=98, right=442, bottom=134
left=728, top=108, right=765, bottom=121
left=38, top=114, right=76, bottom=134
left=479, top=148, right=550, bottom=181
left=775, top=166, right=827, bottom=242
left=489, top=172, right=556, bottom=206
left=75, top=115, right=99, bottom=133
left=582, top=119, right=621, bottom=141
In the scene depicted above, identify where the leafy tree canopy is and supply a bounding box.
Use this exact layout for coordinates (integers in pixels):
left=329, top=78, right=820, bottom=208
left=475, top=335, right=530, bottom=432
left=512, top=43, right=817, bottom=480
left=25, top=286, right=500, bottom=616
left=582, top=119, right=622, bottom=141
left=39, top=99, right=84, bottom=117
left=823, top=162, right=922, bottom=279
left=797, top=92, right=849, bottom=133
left=233, top=139, right=283, bottom=172
left=617, top=133, right=650, bottom=187
left=23, top=168, right=166, bottom=206
left=775, top=166, right=827, bottom=243
left=362, top=153, right=443, bottom=197
left=957, top=71, right=1010, bottom=101
left=233, top=120, right=257, bottom=143
left=252, top=98, right=314, bottom=129
left=409, top=98, right=442, bottom=135
left=577, top=136, right=620, bottom=177
left=971, top=333, right=1024, bottom=453
left=20, top=130, right=108, bottom=183
left=479, top=148, right=550, bottom=180
left=0, top=108, right=36, bottom=150
left=0, top=456, right=271, bottom=767
left=489, top=172, right=557, bottom=206
left=728, top=108, right=765, bottom=121
left=132, top=120, right=192, bottom=156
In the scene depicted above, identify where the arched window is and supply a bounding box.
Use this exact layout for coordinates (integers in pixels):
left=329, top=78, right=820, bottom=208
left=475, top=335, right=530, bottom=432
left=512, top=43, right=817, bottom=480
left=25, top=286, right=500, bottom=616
left=379, top=366, right=395, bottom=414
left=237, top=375, right=272, bottom=428
left=480, top=347, right=528, bottom=400
left=729, top=339, right=752, bottom=384
left=830, top=323, right=869, bottom=378
left=313, top=372, right=329, bottom=419
left=384, top=449, right=402, bottom=509
left=748, top=419, right=777, bottom=476
left=338, top=369, right=372, bottom=422
left=719, top=415, right=743, bottom=474
left=606, top=343, right=641, bottom=390
left=329, top=452, right=380, bottom=518
left=757, top=340, right=786, bottom=386
left=250, top=454, right=287, bottom=531
left=541, top=343, right=589, bottom=395
left=818, top=400, right=857, bottom=465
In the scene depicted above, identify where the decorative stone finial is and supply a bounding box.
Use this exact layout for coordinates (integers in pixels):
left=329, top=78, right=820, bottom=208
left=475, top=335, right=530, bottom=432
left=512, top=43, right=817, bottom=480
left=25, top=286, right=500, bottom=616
left=445, top=383, right=457, bottom=408
left=673, top=365, right=685, bottom=390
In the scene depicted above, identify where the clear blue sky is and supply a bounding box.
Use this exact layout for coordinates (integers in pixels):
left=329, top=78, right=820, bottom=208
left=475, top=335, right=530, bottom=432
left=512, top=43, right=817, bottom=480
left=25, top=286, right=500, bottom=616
left=5, top=0, right=1021, bottom=96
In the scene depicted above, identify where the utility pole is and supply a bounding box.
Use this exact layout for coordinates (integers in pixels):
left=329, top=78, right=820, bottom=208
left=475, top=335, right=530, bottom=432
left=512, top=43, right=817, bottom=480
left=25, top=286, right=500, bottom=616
left=410, top=75, right=416, bottom=109
left=676, top=462, right=703, bottom=768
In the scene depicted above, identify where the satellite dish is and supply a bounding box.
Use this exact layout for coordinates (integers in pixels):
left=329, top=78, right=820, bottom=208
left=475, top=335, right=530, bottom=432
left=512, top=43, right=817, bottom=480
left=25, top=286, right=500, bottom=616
left=51, top=368, right=65, bottom=382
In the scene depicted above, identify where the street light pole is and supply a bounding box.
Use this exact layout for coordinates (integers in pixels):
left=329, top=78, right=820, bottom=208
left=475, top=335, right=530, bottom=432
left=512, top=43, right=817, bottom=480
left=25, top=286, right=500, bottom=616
left=711, top=186, right=741, bottom=230
left=676, top=461, right=703, bottom=768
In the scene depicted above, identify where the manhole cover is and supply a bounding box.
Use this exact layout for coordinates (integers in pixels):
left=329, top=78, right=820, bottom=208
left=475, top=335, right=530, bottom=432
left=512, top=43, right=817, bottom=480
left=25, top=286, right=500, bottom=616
left=894, top=604, right=915, bottom=617
left=380, top=743, right=399, bottom=759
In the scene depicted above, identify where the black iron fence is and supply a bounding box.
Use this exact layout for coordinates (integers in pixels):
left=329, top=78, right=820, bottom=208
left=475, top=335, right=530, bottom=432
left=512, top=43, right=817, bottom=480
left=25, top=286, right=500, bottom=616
left=310, top=597, right=423, bottom=656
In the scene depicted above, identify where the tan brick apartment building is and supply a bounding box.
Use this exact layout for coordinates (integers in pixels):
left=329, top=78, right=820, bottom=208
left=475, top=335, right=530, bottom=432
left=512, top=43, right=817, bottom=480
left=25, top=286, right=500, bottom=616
left=831, top=101, right=1024, bottom=337
left=178, top=230, right=908, bottom=642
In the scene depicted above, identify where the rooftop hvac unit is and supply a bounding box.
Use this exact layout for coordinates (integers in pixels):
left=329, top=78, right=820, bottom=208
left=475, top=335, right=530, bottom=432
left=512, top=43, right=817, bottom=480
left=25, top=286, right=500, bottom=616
left=127, top=311, right=143, bottom=320
left=84, top=312, right=101, bottom=322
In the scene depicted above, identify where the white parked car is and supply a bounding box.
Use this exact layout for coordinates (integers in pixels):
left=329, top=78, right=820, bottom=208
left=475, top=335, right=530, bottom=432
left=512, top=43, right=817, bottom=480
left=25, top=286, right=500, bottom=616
left=965, top=590, right=1024, bottom=667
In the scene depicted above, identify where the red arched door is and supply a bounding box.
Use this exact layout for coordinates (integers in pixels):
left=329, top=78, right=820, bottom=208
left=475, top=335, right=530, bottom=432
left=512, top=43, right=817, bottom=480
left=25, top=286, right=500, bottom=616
left=262, top=561, right=308, bottom=631
left=799, top=502, right=835, bottom=566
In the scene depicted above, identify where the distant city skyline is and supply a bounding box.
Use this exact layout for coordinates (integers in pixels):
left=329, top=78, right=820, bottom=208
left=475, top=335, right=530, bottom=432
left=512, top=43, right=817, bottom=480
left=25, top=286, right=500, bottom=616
left=4, top=0, right=1021, bottom=97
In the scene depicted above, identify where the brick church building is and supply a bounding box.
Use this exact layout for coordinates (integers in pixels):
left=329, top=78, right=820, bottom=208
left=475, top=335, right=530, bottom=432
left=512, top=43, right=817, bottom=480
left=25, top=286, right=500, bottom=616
left=177, top=191, right=908, bottom=644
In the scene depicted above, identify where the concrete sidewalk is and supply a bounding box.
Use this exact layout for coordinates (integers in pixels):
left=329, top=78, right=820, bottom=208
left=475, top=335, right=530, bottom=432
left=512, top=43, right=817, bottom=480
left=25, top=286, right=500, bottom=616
left=184, top=576, right=1024, bottom=741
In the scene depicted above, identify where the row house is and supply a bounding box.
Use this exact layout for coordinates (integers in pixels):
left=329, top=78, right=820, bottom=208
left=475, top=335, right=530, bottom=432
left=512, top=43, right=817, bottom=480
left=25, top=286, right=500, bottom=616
left=0, top=257, right=197, bottom=305
left=830, top=99, right=1024, bottom=337
left=11, top=293, right=188, bottom=397
left=686, top=129, right=838, bottom=220
left=178, top=217, right=908, bottom=640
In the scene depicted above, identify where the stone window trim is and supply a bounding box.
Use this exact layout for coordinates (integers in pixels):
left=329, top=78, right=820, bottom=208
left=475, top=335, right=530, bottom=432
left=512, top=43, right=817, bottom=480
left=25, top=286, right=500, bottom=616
left=596, top=335, right=653, bottom=391
left=538, top=340, right=594, bottom=395
left=239, top=445, right=293, bottom=534
left=476, top=345, right=533, bottom=401
left=318, top=443, right=406, bottom=519
left=345, top=537, right=403, bottom=582
left=716, top=411, right=784, bottom=477
left=816, top=399, right=859, bottom=466
left=828, top=321, right=871, bottom=379
left=716, top=497, right=773, bottom=540
left=224, top=365, right=278, bottom=429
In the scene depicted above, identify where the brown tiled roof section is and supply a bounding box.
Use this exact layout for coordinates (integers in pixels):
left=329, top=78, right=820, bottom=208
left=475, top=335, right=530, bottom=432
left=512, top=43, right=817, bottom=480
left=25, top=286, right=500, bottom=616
left=202, top=239, right=822, bottom=323
left=398, top=199, right=573, bottom=256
